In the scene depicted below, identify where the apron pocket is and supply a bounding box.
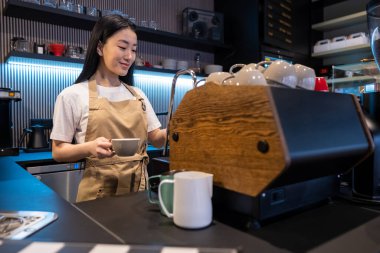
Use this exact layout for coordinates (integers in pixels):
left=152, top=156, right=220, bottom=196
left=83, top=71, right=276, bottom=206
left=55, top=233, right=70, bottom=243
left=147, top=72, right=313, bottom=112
left=96, top=174, right=118, bottom=198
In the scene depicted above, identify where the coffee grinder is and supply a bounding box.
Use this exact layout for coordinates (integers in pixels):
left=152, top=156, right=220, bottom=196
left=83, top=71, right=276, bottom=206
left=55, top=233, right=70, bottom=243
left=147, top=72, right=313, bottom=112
left=352, top=92, right=380, bottom=201
left=350, top=0, right=380, bottom=202
left=19, top=119, right=52, bottom=152
left=0, top=87, right=21, bottom=156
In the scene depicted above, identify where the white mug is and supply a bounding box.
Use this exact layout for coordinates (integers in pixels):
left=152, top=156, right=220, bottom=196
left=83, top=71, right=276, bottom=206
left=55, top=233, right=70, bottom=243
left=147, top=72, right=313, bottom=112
left=223, top=63, right=267, bottom=86
left=205, top=71, right=232, bottom=85
left=259, top=60, right=298, bottom=88
left=294, top=64, right=316, bottom=90
left=229, top=63, right=265, bottom=74
left=158, top=171, right=213, bottom=229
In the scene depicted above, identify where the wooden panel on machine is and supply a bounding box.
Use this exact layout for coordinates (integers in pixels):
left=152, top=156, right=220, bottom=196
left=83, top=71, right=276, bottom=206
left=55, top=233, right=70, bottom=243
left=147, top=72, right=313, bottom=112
left=169, top=83, right=287, bottom=197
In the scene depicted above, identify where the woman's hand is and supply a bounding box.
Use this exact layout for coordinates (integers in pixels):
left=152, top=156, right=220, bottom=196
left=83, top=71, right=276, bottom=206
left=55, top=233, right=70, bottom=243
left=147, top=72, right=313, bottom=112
left=148, top=128, right=167, bottom=148
left=89, top=137, right=114, bottom=159
left=52, top=137, right=114, bottom=162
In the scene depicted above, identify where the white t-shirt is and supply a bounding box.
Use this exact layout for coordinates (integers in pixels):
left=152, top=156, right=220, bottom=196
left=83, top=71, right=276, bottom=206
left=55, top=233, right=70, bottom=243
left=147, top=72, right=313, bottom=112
left=50, top=81, right=162, bottom=144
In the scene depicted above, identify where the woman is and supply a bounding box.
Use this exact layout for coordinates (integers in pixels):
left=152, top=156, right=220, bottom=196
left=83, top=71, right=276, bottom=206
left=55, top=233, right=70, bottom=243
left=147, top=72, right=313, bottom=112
left=50, top=15, right=166, bottom=202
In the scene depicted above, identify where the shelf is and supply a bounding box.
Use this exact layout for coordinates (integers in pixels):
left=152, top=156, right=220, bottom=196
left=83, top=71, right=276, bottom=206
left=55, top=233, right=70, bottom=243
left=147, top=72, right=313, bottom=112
left=311, top=43, right=370, bottom=58
left=135, top=26, right=231, bottom=52
left=4, top=0, right=231, bottom=53
left=327, top=61, right=379, bottom=89
left=4, top=51, right=206, bottom=77
left=332, top=61, right=378, bottom=72
left=327, top=76, right=378, bottom=85
left=327, top=76, right=378, bottom=90
left=4, top=0, right=98, bottom=30
left=312, top=11, right=367, bottom=31
left=5, top=51, right=84, bottom=65
left=311, top=0, right=348, bottom=8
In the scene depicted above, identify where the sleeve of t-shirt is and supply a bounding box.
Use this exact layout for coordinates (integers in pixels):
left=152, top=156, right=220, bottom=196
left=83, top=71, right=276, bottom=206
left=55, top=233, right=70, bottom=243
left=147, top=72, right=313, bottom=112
left=133, top=87, right=162, bottom=132
left=50, top=89, right=82, bottom=143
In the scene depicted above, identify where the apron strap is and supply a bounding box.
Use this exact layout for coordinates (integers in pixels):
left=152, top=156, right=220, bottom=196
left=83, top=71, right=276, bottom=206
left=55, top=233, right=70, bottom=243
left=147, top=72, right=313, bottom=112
left=88, top=78, right=102, bottom=109
left=123, top=83, right=146, bottom=112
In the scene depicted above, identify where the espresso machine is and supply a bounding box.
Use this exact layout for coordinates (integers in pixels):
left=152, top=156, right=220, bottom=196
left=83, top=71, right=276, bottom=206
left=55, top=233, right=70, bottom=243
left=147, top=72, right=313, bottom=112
left=0, top=87, right=21, bottom=156
left=168, top=83, right=373, bottom=228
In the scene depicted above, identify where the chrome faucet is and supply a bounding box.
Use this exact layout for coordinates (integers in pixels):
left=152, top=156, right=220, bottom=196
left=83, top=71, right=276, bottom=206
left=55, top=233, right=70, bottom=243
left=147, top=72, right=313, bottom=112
left=163, top=69, right=197, bottom=156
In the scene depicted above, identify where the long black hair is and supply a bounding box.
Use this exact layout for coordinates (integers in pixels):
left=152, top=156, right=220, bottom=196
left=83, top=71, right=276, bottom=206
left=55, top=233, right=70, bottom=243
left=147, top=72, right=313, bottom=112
left=75, top=14, right=137, bottom=85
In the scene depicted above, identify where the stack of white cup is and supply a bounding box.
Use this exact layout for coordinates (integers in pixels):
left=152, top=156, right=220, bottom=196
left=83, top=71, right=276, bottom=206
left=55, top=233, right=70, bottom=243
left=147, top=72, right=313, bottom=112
left=162, top=58, right=177, bottom=70
left=176, top=60, right=189, bottom=70
left=214, top=60, right=316, bottom=90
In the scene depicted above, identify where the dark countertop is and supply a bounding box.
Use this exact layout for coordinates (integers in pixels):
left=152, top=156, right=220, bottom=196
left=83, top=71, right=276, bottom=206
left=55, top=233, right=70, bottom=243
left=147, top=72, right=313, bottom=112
left=0, top=146, right=163, bottom=244
left=0, top=151, right=120, bottom=244
left=1, top=151, right=380, bottom=252
left=75, top=190, right=380, bottom=253
left=75, top=192, right=285, bottom=252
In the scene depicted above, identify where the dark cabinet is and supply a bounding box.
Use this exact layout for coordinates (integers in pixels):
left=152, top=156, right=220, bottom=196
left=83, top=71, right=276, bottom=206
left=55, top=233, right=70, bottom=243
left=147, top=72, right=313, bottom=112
left=214, top=0, right=261, bottom=69
left=215, top=0, right=312, bottom=68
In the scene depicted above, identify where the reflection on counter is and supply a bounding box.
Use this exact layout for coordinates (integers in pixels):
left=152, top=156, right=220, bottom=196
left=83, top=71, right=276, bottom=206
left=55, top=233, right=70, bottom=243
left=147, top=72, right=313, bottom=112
left=11, top=144, right=164, bottom=204
left=25, top=162, right=84, bottom=203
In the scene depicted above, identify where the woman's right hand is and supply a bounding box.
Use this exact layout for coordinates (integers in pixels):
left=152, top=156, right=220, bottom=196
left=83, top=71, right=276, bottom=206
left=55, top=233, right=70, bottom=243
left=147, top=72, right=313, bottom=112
left=90, top=137, right=114, bottom=159
left=52, top=137, right=114, bottom=162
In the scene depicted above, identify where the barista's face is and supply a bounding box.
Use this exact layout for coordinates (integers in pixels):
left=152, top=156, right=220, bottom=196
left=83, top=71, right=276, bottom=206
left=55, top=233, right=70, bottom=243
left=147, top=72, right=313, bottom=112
left=98, top=28, right=137, bottom=78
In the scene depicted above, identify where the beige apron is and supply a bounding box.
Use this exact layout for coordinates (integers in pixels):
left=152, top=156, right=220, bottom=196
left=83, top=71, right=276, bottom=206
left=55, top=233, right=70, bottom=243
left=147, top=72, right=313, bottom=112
left=76, top=79, right=149, bottom=202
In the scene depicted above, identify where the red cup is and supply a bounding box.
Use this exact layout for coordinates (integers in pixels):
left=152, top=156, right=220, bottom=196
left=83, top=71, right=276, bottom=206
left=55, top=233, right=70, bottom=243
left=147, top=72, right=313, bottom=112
left=314, top=77, right=329, bottom=92
left=49, top=43, right=65, bottom=56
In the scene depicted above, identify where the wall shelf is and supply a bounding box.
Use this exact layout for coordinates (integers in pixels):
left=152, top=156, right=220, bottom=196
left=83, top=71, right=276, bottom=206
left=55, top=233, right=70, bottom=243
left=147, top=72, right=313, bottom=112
left=311, top=11, right=367, bottom=31
left=4, top=0, right=98, bottom=30
left=5, top=51, right=84, bottom=65
left=327, top=75, right=377, bottom=91
left=310, top=1, right=372, bottom=92
left=4, top=0, right=231, bottom=53
left=5, top=51, right=202, bottom=76
left=327, top=76, right=377, bottom=85
left=135, top=26, right=230, bottom=52
left=311, top=43, right=370, bottom=58
left=311, top=0, right=348, bottom=8
left=328, top=61, right=379, bottom=91
left=331, top=61, right=377, bottom=72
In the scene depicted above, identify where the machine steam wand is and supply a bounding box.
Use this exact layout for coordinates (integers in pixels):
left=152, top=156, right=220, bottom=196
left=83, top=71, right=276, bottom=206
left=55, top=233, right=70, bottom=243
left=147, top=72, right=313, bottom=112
left=163, top=69, right=197, bottom=156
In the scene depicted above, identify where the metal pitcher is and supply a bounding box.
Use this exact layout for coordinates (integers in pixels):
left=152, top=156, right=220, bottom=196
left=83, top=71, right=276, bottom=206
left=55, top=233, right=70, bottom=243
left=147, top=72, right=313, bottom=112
left=10, top=37, right=30, bottom=52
